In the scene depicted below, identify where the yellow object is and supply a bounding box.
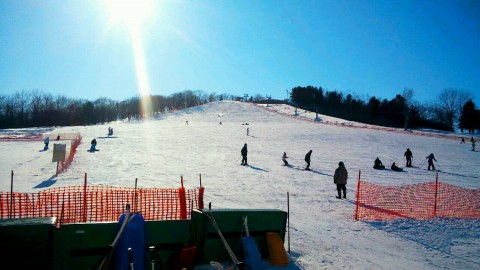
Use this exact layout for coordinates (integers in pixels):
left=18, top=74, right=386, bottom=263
left=267, top=232, right=288, bottom=266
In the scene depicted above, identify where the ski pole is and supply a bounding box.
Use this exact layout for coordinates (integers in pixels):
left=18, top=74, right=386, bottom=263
left=149, top=246, right=156, bottom=270
left=128, top=247, right=134, bottom=270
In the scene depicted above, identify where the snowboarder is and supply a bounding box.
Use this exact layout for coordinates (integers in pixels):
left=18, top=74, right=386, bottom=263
left=426, top=153, right=437, bottom=171
left=404, top=148, right=413, bottom=167
left=241, top=143, right=248, bottom=166
left=333, top=161, right=348, bottom=199
left=391, top=162, right=403, bottom=172
left=373, top=157, right=385, bottom=169
left=43, top=136, right=50, bottom=151
left=304, top=150, right=312, bottom=170
left=282, top=152, right=289, bottom=166
left=472, top=139, right=476, bottom=151
left=90, top=138, right=97, bottom=152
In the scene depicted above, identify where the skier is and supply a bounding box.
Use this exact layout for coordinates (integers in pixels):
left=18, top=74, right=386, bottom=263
left=404, top=148, right=413, bottom=167
left=304, top=150, right=312, bottom=170
left=426, top=153, right=437, bottom=171
left=333, top=161, right=348, bottom=199
left=90, top=138, right=97, bottom=152
left=241, top=143, right=248, bottom=166
left=43, top=136, right=50, bottom=151
left=391, top=162, right=403, bottom=172
left=473, top=139, right=476, bottom=151
left=282, top=152, right=289, bottom=166
left=460, top=138, right=465, bottom=144
left=373, top=157, right=385, bottom=169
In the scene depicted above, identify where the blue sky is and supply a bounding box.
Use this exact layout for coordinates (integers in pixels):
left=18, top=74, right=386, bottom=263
left=1, top=0, right=479, bottom=104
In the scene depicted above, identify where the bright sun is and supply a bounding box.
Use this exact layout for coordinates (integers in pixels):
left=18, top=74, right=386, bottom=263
left=103, top=0, right=154, bottom=29
left=103, top=0, right=155, bottom=114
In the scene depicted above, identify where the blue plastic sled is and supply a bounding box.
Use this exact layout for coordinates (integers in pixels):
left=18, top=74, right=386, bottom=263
left=114, top=213, right=146, bottom=270
left=242, top=235, right=265, bottom=270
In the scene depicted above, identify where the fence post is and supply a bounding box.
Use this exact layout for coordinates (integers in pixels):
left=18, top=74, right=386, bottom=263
left=198, top=174, right=204, bottom=210
left=134, top=178, right=138, bottom=213
left=83, top=173, right=87, bottom=223
left=354, top=170, right=361, bottom=220
left=10, top=170, right=14, bottom=219
left=433, top=173, right=439, bottom=218
left=179, top=176, right=187, bottom=219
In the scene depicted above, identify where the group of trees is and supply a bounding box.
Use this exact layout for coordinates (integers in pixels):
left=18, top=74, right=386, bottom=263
left=1, top=87, right=478, bottom=133
left=0, top=89, right=236, bottom=129
left=289, top=86, right=479, bottom=133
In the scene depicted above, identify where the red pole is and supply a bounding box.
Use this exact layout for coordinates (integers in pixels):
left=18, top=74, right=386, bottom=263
left=433, top=173, right=439, bottom=218
left=134, top=178, right=138, bottom=213
left=354, top=170, right=361, bottom=220
left=83, top=173, right=87, bottom=223
left=10, top=170, right=13, bottom=219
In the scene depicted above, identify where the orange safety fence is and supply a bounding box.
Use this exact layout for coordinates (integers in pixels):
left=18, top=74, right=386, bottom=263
left=0, top=185, right=205, bottom=226
left=354, top=172, right=480, bottom=220
left=57, top=135, right=82, bottom=174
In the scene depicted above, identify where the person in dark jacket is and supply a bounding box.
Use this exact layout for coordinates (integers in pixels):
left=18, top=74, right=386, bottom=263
left=282, top=152, right=289, bottom=166
left=333, top=161, right=348, bottom=199
left=426, top=153, right=437, bottom=171
left=241, top=143, right=248, bottom=166
left=90, top=138, right=97, bottom=152
left=304, top=150, right=312, bottom=170
left=373, top=157, right=385, bottom=169
left=404, top=148, right=413, bottom=167
left=43, top=136, right=50, bottom=151
left=391, top=162, right=403, bottom=172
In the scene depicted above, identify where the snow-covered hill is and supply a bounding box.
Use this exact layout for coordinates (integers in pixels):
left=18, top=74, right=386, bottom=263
left=1, top=100, right=479, bottom=269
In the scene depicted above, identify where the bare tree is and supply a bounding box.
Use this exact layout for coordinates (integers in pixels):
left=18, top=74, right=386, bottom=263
left=402, top=88, right=414, bottom=130
left=434, top=88, right=474, bottom=131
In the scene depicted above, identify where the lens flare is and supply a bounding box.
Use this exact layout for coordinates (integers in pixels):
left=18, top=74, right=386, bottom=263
left=103, top=0, right=154, bottom=116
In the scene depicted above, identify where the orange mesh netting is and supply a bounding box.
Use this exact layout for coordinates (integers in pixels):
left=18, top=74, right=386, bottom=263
left=354, top=178, right=480, bottom=220
left=0, top=185, right=204, bottom=226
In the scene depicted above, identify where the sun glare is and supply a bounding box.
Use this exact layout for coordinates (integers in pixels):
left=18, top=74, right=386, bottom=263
left=104, top=0, right=154, bottom=29
left=103, top=0, right=155, bottom=115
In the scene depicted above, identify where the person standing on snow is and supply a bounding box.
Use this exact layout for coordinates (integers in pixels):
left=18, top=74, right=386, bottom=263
left=426, top=153, right=437, bottom=171
left=304, top=150, right=312, bottom=170
left=282, top=152, right=289, bottom=166
left=43, top=136, right=50, bottom=151
left=241, top=143, right=248, bottom=166
left=333, top=161, right=348, bottom=199
left=404, top=148, right=413, bottom=167
left=472, top=139, right=476, bottom=151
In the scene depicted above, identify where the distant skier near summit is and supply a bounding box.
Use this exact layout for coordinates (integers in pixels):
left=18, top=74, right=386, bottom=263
left=241, top=143, right=248, bottom=166
left=404, top=148, right=413, bottom=167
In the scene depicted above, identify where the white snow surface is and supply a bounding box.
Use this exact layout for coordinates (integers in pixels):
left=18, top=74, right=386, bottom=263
left=1, top=101, right=479, bottom=269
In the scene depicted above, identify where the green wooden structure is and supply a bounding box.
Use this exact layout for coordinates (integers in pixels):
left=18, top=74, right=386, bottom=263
left=0, top=208, right=287, bottom=269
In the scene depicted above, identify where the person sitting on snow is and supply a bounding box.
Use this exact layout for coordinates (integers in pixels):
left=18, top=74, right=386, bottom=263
left=391, top=162, right=403, bottom=172
left=373, top=157, right=385, bottom=169
left=90, top=138, right=97, bottom=151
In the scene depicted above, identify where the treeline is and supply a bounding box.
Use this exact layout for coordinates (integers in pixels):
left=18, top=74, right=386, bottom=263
left=0, top=89, right=237, bottom=129
left=1, top=87, right=479, bottom=133
left=289, top=86, right=480, bottom=133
